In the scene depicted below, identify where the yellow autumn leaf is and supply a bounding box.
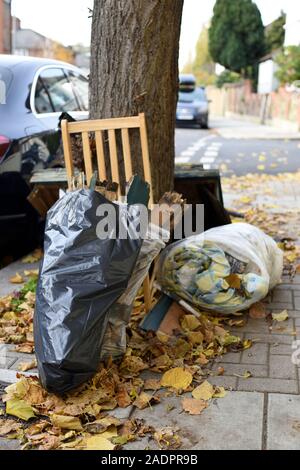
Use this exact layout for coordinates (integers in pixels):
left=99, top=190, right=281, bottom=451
left=85, top=435, right=115, bottom=450
left=213, top=386, right=227, bottom=398
left=272, top=310, right=289, bottom=322
left=6, top=398, right=35, bottom=421
left=50, top=414, right=83, bottom=431
left=181, top=315, right=201, bottom=331
left=161, top=367, right=193, bottom=390
left=257, top=165, right=265, bottom=171
left=239, top=196, right=251, bottom=204
left=233, top=371, right=252, bottom=379
left=192, top=381, right=214, bottom=401
left=187, top=331, right=204, bottom=345
left=9, top=273, right=24, bottom=284
left=242, top=339, right=252, bottom=350
left=259, top=155, right=266, bottom=161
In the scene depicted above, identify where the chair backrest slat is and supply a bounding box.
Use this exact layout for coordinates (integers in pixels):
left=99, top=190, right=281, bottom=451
left=108, top=129, right=120, bottom=197
left=82, top=132, right=94, bottom=186
left=95, top=131, right=107, bottom=180
left=121, top=128, right=133, bottom=182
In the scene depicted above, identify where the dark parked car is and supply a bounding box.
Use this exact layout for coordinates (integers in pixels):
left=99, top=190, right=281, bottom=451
left=176, top=74, right=209, bottom=128
left=0, top=55, right=89, bottom=261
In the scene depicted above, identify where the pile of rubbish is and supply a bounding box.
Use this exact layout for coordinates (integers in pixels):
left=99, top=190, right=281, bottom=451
left=0, top=172, right=286, bottom=450
left=157, top=223, right=283, bottom=314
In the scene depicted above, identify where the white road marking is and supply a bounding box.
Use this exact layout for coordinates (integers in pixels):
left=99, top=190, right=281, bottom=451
left=200, top=157, right=215, bottom=164
left=176, top=156, right=190, bottom=163
left=204, top=150, right=218, bottom=157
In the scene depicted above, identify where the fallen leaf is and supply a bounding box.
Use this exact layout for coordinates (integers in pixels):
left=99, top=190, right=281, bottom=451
left=182, top=398, right=208, bottom=415
left=154, top=426, right=181, bottom=449
left=144, top=379, right=161, bottom=391
left=187, top=331, right=204, bottom=345
left=0, top=420, right=23, bottom=436
left=21, top=249, right=43, bottom=264
left=18, top=359, right=37, bottom=372
left=38, top=435, right=60, bottom=451
left=192, top=381, right=214, bottom=401
left=181, top=315, right=201, bottom=331
left=6, top=398, right=35, bottom=421
left=233, top=371, right=252, bottom=379
left=272, top=310, right=289, bottom=322
left=85, top=435, right=115, bottom=450
left=217, top=367, right=225, bottom=376
left=257, top=165, right=265, bottom=171
left=14, top=343, right=34, bottom=354
left=161, top=367, right=193, bottom=390
left=24, top=269, right=39, bottom=277
left=225, top=274, right=241, bottom=289
left=50, top=414, right=82, bottom=431
left=213, top=386, right=227, bottom=398
left=249, top=302, right=267, bottom=319
left=133, top=392, right=159, bottom=410
left=116, top=384, right=131, bottom=408
left=9, top=273, right=24, bottom=284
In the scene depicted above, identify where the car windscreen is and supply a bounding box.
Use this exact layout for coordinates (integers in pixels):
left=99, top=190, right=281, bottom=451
left=0, top=66, right=13, bottom=106
left=178, top=88, right=206, bottom=103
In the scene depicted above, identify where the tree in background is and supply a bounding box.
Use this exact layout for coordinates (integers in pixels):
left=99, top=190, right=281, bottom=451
left=209, top=0, right=265, bottom=77
left=265, top=11, right=286, bottom=54
left=215, top=70, right=241, bottom=88
left=275, top=46, right=300, bottom=85
left=90, top=0, right=184, bottom=200
left=182, top=26, right=216, bottom=86
left=193, top=26, right=216, bottom=85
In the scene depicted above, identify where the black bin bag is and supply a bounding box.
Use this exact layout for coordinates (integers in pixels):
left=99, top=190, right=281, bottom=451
left=34, top=189, right=142, bottom=394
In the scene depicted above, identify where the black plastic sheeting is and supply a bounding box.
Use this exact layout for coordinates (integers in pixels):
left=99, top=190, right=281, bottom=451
left=34, top=189, right=142, bottom=394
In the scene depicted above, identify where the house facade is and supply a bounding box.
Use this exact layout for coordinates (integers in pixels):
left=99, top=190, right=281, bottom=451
left=0, top=0, right=12, bottom=54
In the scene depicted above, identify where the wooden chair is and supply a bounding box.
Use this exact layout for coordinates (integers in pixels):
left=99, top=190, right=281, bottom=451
left=61, top=112, right=154, bottom=311
left=61, top=112, right=153, bottom=205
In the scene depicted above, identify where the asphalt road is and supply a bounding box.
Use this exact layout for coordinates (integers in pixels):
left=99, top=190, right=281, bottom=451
left=175, top=119, right=300, bottom=177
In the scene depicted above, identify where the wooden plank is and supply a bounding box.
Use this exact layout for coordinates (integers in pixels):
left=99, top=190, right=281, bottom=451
left=108, top=129, right=120, bottom=195
left=82, top=132, right=93, bottom=186
left=121, top=128, right=133, bottom=181
left=67, top=116, right=141, bottom=134
left=139, top=113, right=153, bottom=204
left=95, top=131, right=107, bottom=180
left=61, top=119, right=74, bottom=189
left=143, top=276, right=152, bottom=313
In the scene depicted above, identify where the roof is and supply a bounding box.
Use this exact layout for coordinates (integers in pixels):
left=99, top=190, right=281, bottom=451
left=0, top=54, right=74, bottom=69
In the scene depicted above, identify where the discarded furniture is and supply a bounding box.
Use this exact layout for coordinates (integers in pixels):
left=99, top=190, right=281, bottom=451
left=61, top=113, right=154, bottom=311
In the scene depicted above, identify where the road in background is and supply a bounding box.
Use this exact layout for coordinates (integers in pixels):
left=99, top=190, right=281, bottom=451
left=175, top=118, right=300, bottom=177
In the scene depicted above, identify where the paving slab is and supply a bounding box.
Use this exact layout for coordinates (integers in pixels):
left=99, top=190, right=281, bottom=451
left=126, top=392, right=264, bottom=450
left=241, top=343, right=268, bottom=365
left=268, top=394, right=300, bottom=450
left=0, top=259, right=39, bottom=297
left=237, top=377, right=298, bottom=394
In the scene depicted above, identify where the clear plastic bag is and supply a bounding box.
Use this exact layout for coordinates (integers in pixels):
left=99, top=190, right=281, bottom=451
left=157, top=223, right=283, bottom=314
left=100, top=223, right=168, bottom=360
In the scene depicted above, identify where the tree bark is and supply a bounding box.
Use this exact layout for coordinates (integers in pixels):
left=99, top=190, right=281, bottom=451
left=90, top=0, right=184, bottom=201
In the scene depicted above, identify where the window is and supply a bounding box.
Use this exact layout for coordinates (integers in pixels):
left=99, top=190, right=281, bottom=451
left=34, top=68, right=80, bottom=114
left=68, top=70, right=89, bottom=111
left=178, top=88, right=207, bottom=103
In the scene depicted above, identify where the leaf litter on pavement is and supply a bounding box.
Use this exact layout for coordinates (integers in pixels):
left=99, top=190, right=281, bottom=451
left=0, top=278, right=254, bottom=451
left=3, top=172, right=297, bottom=450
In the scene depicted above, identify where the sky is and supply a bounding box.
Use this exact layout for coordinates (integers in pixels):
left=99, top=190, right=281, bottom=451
left=11, top=0, right=298, bottom=69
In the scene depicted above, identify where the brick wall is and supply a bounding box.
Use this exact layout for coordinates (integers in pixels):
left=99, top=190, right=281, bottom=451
left=207, top=80, right=300, bottom=131
left=0, top=0, right=12, bottom=54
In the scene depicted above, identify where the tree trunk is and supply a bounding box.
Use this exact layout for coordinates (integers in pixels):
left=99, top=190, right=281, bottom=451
left=90, top=0, right=184, bottom=201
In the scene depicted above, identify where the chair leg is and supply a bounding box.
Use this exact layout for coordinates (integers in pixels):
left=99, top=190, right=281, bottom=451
left=143, top=276, right=152, bottom=313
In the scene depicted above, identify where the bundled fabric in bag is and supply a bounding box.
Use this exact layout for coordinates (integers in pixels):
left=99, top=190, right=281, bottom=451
left=34, top=189, right=142, bottom=394
left=157, top=223, right=283, bottom=314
